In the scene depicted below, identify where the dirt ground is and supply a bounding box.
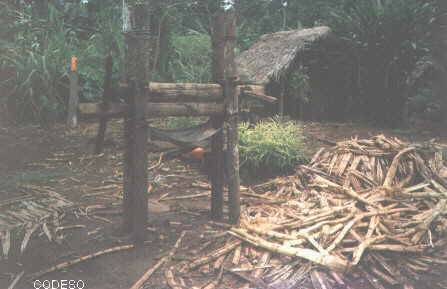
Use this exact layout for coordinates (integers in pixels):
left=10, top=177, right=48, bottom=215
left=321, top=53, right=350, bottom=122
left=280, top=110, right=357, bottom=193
left=0, top=119, right=446, bottom=289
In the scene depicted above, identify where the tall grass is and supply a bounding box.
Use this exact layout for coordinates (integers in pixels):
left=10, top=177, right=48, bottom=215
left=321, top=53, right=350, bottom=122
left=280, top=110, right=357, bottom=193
left=0, top=3, right=123, bottom=123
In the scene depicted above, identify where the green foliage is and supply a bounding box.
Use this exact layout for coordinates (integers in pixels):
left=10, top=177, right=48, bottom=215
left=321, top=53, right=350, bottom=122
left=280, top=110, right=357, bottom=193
left=169, top=33, right=211, bottom=83
left=0, top=2, right=123, bottom=123
left=239, top=118, right=308, bottom=176
left=328, top=0, right=437, bottom=124
left=1, top=4, right=78, bottom=122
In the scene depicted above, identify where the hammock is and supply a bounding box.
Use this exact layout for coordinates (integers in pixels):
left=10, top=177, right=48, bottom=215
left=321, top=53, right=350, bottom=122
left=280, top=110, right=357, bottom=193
left=148, top=119, right=221, bottom=148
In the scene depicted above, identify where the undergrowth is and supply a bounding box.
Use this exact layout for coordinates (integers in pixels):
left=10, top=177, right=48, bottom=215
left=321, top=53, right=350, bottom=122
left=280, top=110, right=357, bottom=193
left=239, top=117, right=308, bottom=177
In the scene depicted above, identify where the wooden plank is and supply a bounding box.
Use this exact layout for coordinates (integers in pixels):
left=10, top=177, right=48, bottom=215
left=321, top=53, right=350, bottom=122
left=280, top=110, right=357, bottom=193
left=79, top=102, right=127, bottom=116
left=148, top=82, right=223, bottom=101
left=238, top=84, right=277, bottom=103
left=237, top=85, right=265, bottom=96
left=122, top=82, right=270, bottom=103
left=80, top=102, right=224, bottom=118
left=210, top=11, right=226, bottom=221
left=241, top=92, right=277, bottom=104
left=225, top=10, right=241, bottom=225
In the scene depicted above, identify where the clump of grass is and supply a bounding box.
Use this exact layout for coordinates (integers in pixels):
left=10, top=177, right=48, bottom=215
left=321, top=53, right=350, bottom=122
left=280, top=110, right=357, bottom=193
left=239, top=117, right=308, bottom=176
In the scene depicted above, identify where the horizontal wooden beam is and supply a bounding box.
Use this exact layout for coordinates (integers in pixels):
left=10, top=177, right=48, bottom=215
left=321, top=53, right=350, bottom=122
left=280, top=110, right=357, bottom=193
left=79, top=102, right=225, bottom=118
left=243, top=92, right=278, bottom=104
left=237, top=84, right=265, bottom=95
left=148, top=82, right=223, bottom=102
left=238, top=85, right=278, bottom=104
left=79, top=102, right=127, bottom=117
left=120, top=82, right=274, bottom=103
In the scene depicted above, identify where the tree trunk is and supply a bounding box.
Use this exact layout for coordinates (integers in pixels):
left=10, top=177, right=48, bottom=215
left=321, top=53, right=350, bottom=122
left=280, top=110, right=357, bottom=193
left=434, top=1, right=447, bottom=124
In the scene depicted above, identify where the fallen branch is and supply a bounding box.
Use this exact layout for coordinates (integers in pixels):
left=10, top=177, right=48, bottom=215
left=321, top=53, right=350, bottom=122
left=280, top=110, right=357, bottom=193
left=148, top=153, right=164, bottom=171
left=8, top=271, right=24, bottom=289
left=129, top=231, right=186, bottom=289
left=229, top=228, right=349, bottom=273
left=160, top=192, right=210, bottom=201
left=189, top=240, right=241, bottom=270
left=29, top=245, right=134, bottom=279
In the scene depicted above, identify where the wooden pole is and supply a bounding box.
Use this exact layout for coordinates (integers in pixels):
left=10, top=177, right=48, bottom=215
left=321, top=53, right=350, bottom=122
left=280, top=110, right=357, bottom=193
left=95, top=54, right=113, bottom=154
left=279, top=81, right=285, bottom=117
left=122, top=0, right=151, bottom=245
left=79, top=102, right=224, bottom=118
left=224, top=10, right=241, bottom=225
left=67, top=56, right=80, bottom=128
left=148, top=82, right=223, bottom=100
left=123, top=84, right=134, bottom=234
left=210, top=11, right=226, bottom=221
left=123, top=0, right=134, bottom=237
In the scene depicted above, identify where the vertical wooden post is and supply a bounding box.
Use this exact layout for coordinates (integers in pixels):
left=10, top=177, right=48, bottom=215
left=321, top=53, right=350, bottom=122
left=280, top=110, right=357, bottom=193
left=210, top=11, right=226, bottom=220
left=434, top=0, right=447, bottom=125
left=279, top=81, right=285, bottom=117
left=67, top=56, right=80, bottom=128
left=123, top=0, right=135, bottom=238
left=123, top=83, right=135, bottom=234
left=224, top=11, right=241, bottom=225
left=95, top=54, right=113, bottom=154
left=122, top=0, right=151, bottom=245
left=131, top=81, right=148, bottom=245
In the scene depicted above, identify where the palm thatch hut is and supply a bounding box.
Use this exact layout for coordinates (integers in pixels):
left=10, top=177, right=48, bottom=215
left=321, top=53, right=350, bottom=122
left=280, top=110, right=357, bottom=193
left=236, top=26, right=340, bottom=120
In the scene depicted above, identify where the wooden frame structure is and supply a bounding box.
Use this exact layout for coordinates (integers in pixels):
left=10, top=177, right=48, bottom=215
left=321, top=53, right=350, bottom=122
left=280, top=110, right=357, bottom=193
left=77, top=4, right=270, bottom=244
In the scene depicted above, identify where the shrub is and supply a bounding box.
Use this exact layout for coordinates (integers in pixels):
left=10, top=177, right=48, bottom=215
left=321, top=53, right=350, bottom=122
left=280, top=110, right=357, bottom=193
left=239, top=118, right=308, bottom=176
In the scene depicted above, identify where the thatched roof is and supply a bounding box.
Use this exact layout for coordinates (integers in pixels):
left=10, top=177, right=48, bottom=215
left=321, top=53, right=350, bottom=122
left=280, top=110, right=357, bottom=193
left=236, top=26, right=332, bottom=85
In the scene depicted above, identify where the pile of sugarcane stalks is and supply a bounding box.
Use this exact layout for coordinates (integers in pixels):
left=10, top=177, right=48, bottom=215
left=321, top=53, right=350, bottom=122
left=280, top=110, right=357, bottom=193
left=164, top=135, right=447, bottom=289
